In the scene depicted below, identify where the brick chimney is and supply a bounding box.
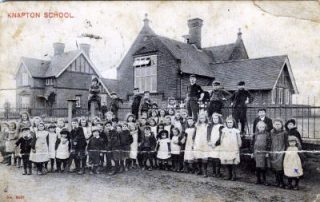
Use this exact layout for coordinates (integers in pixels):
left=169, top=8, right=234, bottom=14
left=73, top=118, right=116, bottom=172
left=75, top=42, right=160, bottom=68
left=79, top=43, right=90, bottom=58
left=187, top=18, right=203, bottom=49
left=53, top=42, right=65, bottom=56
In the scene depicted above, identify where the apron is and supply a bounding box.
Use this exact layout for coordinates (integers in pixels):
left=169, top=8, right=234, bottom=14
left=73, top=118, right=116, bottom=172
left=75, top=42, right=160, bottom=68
left=29, top=131, right=49, bottom=163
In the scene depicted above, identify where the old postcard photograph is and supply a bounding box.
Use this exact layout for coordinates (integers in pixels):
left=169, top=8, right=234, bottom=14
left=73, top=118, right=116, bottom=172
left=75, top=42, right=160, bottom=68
left=0, top=1, right=319, bottom=201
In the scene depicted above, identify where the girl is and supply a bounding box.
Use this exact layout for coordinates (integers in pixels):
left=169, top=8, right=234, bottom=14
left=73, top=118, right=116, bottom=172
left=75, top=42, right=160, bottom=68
left=208, top=113, right=224, bottom=178
left=270, top=118, right=287, bottom=188
left=4, top=122, right=17, bottom=166
left=149, top=118, right=158, bottom=139
left=171, top=128, right=183, bottom=172
left=129, top=123, right=139, bottom=169
left=219, top=116, right=242, bottom=181
left=164, top=116, right=174, bottom=138
left=172, top=112, right=183, bottom=133
left=30, top=122, right=49, bottom=175
left=168, top=108, right=176, bottom=124
left=55, top=128, right=70, bottom=173
left=31, top=116, right=42, bottom=133
left=193, top=112, right=211, bottom=177
left=284, top=136, right=303, bottom=190
left=251, top=121, right=271, bottom=185
left=15, top=111, right=32, bottom=167
left=150, top=109, right=159, bottom=124
left=87, top=126, right=104, bottom=174
left=126, top=113, right=136, bottom=129
left=56, top=118, right=66, bottom=138
left=79, top=117, right=92, bottom=142
left=158, top=109, right=167, bottom=125
left=47, top=124, right=57, bottom=172
left=16, top=127, right=33, bottom=175
left=156, top=129, right=171, bottom=170
left=183, top=117, right=196, bottom=173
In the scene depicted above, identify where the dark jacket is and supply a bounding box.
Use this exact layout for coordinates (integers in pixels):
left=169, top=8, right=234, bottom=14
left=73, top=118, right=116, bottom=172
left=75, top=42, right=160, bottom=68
left=87, top=136, right=105, bottom=152
left=104, top=129, right=114, bottom=151
left=230, top=89, right=254, bottom=107
left=110, top=97, right=123, bottom=113
left=139, top=134, right=157, bottom=150
left=253, top=116, right=273, bottom=133
left=110, top=131, right=121, bottom=150
left=16, top=136, right=33, bottom=155
left=70, top=127, right=87, bottom=151
left=119, top=130, right=133, bottom=148
left=286, top=127, right=303, bottom=146
left=132, top=94, right=142, bottom=110
left=99, top=131, right=108, bottom=150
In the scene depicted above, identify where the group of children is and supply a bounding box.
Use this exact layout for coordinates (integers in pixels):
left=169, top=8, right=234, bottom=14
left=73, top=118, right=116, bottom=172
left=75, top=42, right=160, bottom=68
left=0, top=108, right=304, bottom=190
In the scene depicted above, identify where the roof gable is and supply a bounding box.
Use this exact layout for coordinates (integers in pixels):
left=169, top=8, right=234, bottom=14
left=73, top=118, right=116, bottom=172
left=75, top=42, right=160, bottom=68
left=203, top=43, right=235, bottom=63
left=18, top=57, right=50, bottom=78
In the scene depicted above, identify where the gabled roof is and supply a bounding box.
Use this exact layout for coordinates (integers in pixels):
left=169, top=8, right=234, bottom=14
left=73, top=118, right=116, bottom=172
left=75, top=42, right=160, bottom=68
left=100, top=78, right=119, bottom=96
left=20, top=57, right=50, bottom=78
left=210, top=55, right=298, bottom=93
left=204, top=43, right=235, bottom=62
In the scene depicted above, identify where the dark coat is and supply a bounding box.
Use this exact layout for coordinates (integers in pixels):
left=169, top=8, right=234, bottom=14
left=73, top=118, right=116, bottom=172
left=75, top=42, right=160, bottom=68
left=286, top=127, right=303, bottom=146
left=110, top=98, right=123, bottom=113
left=110, top=131, right=121, bottom=150
left=230, top=89, right=254, bottom=107
left=253, top=116, right=273, bottom=133
left=99, top=131, right=108, bottom=150
left=70, top=127, right=87, bottom=151
left=87, top=136, right=104, bottom=165
left=139, top=134, right=157, bottom=151
left=132, top=94, right=142, bottom=110
left=16, top=136, right=33, bottom=155
left=119, top=130, right=133, bottom=148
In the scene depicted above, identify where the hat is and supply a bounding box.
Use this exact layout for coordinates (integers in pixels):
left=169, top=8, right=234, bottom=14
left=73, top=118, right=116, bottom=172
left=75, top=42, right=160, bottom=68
left=238, top=81, right=245, bottom=86
left=21, top=126, right=30, bottom=132
left=144, top=91, right=150, bottom=94
left=133, top=87, right=139, bottom=91
left=288, top=135, right=298, bottom=142
left=286, top=119, right=296, bottom=126
left=111, top=92, right=117, bottom=95
left=91, top=126, right=100, bottom=133
left=48, top=123, right=56, bottom=129
left=60, top=128, right=70, bottom=135
left=71, top=118, right=78, bottom=123
left=213, top=81, right=221, bottom=86
left=190, top=74, right=196, bottom=78
left=92, top=77, right=98, bottom=82
left=187, top=116, right=194, bottom=120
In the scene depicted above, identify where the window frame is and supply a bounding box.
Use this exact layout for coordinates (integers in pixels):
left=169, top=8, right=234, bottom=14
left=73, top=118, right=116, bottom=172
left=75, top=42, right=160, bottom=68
left=271, top=88, right=276, bottom=104
left=75, top=95, right=81, bottom=108
left=278, top=87, right=284, bottom=105
left=285, top=88, right=290, bottom=105
left=20, top=95, right=30, bottom=108
left=133, top=55, right=157, bottom=93
left=21, top=72, right=29, bottom=86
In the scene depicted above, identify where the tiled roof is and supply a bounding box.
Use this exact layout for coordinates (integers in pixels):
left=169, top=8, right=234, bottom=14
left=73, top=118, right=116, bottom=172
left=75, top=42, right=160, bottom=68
left=204, top=43, right=235, bottom=62
left=21, top=57, right=50, bottom=77
left=211, top=55, right=288, bottom=91
left=45, top=50, right=81, bottom=77
left=100, top=78, right=119, bottom=94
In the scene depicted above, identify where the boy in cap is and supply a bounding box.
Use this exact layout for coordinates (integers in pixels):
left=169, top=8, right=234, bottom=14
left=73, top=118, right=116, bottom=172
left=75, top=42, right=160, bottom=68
left=131, top=88, right=142, bottom=119
left=88, top=77, right=101, bottom=111
left=207, top=81, right=232, bottom=118
left=186, top=74, right=204, bottom=121
left=230, top=81, right=254, bottom=135
left=139, top=91, right=152, bottom=118
left=253, top=109, right=273, bottom=133
left=109, top=92, right=123, bottom=118
left=87, top=126, right=105, bottom=174
left=15, top=127, right=33, bottom=175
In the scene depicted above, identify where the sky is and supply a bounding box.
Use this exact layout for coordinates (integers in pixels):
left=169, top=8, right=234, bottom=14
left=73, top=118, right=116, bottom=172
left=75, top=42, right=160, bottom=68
left=0, top=1, right=320, bottom=105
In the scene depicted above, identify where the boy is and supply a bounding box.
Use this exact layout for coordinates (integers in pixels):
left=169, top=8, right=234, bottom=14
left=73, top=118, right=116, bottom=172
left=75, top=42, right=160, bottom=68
left=253, top=109, right=273, bottom=133
left=207, top=81, right=231, bottom=117
left=139, top=91, right=152, bottom=118
left=131, top=88, right=142, bottom=119
left=139, top=126, right=157, bottom=171
left=87, top=126, right=105, bottom=174
left=109, top=92, right=123, bottom=118
left=15, top=127, right=33, bottom=175
left=104, top=121, right=114, bottom=171
left=109, top=124, right=122, bottom=175
left=68, top=118, right=87, bottom=174
left=96, top=122, right=108, bottom=171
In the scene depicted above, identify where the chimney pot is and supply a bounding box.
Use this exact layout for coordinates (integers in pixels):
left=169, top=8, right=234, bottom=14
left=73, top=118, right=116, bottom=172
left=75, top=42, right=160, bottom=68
left=53, top=42, right=65, bottom=56
left=79, top=43, right=91, bottom=58
left=187, top=18, right=203, bottom=49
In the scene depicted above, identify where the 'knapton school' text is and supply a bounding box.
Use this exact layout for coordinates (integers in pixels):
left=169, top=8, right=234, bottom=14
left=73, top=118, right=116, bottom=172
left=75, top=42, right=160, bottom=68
left=7, top=12, right=74, bottom=18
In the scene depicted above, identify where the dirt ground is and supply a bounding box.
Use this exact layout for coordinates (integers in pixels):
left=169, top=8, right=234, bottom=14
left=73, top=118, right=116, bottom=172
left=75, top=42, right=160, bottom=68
left=0, top=157, right=320, bottom=202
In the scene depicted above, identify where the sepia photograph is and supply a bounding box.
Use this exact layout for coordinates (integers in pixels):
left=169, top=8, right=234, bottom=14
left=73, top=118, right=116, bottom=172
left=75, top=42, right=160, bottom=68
left=0, top=1, right=320, bottom=201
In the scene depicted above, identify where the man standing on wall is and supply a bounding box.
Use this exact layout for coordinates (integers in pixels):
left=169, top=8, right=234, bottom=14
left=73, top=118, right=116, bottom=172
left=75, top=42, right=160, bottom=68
left=186, top=74, right=204, bottom=121
left=230, top=81, right=254, bottom=135
left=207, top=81, right=232, bottom=117
left=131, top=88, right=142, bottom=119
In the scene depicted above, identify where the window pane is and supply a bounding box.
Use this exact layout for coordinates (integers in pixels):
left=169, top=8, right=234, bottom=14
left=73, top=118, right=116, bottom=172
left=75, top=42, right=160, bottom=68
left=135, top=68, right=140, bottom=77
left=152, top=75, right=157, bottom=92
left=140, top=77, right=145, bottom=92
left=145, top=77, right=151, bottom=91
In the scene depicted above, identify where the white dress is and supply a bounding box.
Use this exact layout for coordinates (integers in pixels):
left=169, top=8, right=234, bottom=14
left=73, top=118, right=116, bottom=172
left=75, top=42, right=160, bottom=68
left=164, top=125, right=172, bottom=136
left=56, top=138, right=70, bottom=159
left=173, top=120, right=183, bottom=133
left=284, top=146, right=303, bottom=177
left=29, top=130, right=49, bottom=163
left=219, top=128, right=241, bottom=165
left=171, top=136, right=181, bottom=155
left=184, top=127, right=195, bottom=161
left=48, top=132, right=57, bottom=159
left=208, top=124, right=223, bottom=159
left=193, top=124, right=210, bottom=160
left=150, top=126, right=158, bottom=139
left=157, top=138, right=171, bottom=159
left=129, top=130, right=139, bottom=159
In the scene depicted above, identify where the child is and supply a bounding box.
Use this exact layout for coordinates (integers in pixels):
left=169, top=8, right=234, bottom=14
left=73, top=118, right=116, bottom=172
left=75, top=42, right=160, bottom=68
left=139, top=126, right=157, bottom=171
left=104, top=122, right=114, bottom=172
left=87, top=126, right=105, bottom=174
left=68, top=119, right=87, bottom=174
left=168, top=108, right=176, bottom=124
left=156, top=129, right=171, bottom=170
left=150, top=110, right=159, bottom=124
left=284, top=136, right=303, bottom=190
left=4, top=122, right=17, bottom=166
left=126, top=113, right=136, bottom=129
left=149, top=118, right=158, bottom=139
left=172, top=112, right=183, bottom=133
left=219, top=116, right=242, bottom=181
left=158, top=109, right=167, bottom=125
left=171, top=128, right=183, bottom=172
left=109, top=124, right=122, bottom=175
left=29, top=122, right=49, bottom=175
left=15, top=127, right=33, bottom=175
left=164, top=116, right=174, bottom=138
left=120, top=123, right=133, bottom=172
left=208, top=113, right=224, bottom=177
left=269, top=118, right=287, bottom=188
left=96, top=122, right=107, bottom=171
left=183, top=117, right=196, bottom=173
left=285, top=119, right=303, bottom=146
left=251, top=121, right=271, bottom=185
left=128, top=123, right=139, bottom=169
left=137, top=118, right=148, bottom=167
left=47, top=124, right=57, bottom=172
left=193, top=112, right=211, bottom=177
left=167, top=97, right=178, bottom=109
left=56, top=118, right=66, bottom=138
left=110, top=92, right=123, bottom=118
left=55, top=128, right=70, bottom=173
left=253, top=109, right=273, bottom=133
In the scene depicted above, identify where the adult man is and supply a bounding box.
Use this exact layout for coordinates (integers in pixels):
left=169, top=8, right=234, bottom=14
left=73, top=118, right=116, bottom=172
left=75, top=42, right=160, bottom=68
left=252, top=108, right=273, bottom=133
left=139, top=91, right=152, bottom=118
left=131, top=88, right=142, bottom=119
left=186, top=74, right=204, bottom=121
left=207, top=81, right=232, bottom=117
left=230, top=81, right=254, bottom=135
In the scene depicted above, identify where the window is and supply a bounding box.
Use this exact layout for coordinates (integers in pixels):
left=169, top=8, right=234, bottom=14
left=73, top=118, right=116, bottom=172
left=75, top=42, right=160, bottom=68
left=271, top=88, right=276, bottom=104
left=285, top=89, right=290, bottom=105
left=46, top=78, right=54, bottom=85
left=75, top=95, right=81, bottom=108
left=21, top=96, right=30, bottom=108
left=278, top=88, right=283, bottom=104
left=134, top=55, right=157, bottom=93
left=22, top=72, right=29, bottom=86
